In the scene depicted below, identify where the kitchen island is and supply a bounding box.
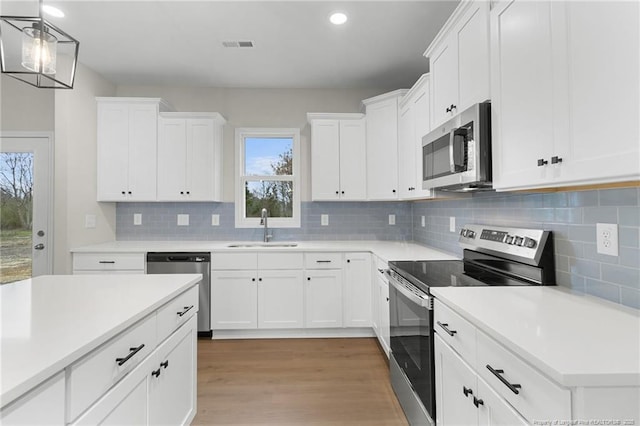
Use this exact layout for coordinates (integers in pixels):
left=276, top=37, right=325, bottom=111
left=0, top=273, right=201, bottom=425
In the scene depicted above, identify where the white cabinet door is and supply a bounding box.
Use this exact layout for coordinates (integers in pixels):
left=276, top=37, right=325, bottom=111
left=305, top=269, right=343, bottom=328
left=97, top=103, right=130, bottom=201
left=476, top=377, right=528, bottom=426
left=378, top=272, right=390, bottom=355
left=0, top=373, right=65, bottom=426
left=412, top=87, right=431, bottom=199
left=310, top=119, right=341, bottom=201
left=434, top=334, right=478, bottom=426
left=127, top=104, right=159, bottom=201
left=490, top=0, right=557, bottom=190
left=343, top=253, right=372, bottom=328
left=187, top=118, right=219, bottom=201
left=430, top=37, right=458, bottom=127
left=258, top=269, right=304, bottom=329
left=338, top=119, right=367, bottom=200
left=157, top=117, right=187, bottom=200
left=397, top=101, right=415, bottom=199
left=456, top=1, right=490, bottom=111
left=149, top=317, right=197, bottom=426
left=211, top=270, right=257, bottom=329
left=371, top=265, right=381, bottom=338
left=365, top=96, right=400, bottom=200
left=559, top=1, right=639, bottom=185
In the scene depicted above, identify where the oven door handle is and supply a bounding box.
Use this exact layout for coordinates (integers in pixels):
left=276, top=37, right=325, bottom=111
left=388, top=277, right=431, bottom=310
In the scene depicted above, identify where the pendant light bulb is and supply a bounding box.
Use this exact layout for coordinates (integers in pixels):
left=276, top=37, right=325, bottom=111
left=21, top=24, right=57, bottom=74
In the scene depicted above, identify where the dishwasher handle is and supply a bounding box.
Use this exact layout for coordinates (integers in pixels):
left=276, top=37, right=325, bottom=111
left=146, top=252, right=211, bottom=263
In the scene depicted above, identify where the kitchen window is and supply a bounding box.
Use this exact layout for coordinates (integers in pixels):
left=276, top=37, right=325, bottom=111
left=235, top=128, right=300, bottom=228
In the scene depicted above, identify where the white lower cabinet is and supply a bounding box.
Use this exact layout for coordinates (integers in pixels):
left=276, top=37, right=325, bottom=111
left=305, top=268, right=343, bottom=328
left=343, top=253, right=372, bottom=328
left=211, top=270, right=258, bottom=329
left=371, top=256, right=390, bottom=357
left=435, top=334, right=527, bottom=426
left=258, top=269, right=304, bottom=329
left=148, top=316, right=197, bottom=426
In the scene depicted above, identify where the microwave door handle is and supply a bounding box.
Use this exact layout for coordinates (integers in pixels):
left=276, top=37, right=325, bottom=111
left=449, top=131, right=456, bottom=173
left=449, top=130, right=466, bottom=172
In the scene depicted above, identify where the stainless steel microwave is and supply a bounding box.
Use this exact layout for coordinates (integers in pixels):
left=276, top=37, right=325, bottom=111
left=422, top=102, right=492, bottom=191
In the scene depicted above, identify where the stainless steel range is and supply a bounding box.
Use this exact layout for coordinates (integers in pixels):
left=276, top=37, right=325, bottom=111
left=387, top=224, right=555, bottom=426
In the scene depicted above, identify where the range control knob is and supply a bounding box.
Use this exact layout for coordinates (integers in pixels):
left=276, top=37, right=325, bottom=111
left=460, top=229, right=468, bottom=237
left=505, top=235, right=514, bottom=244
left=524, top=237, right=537, bottom=249
left=514, top=236, right=524, bottom=246
left=467, top=230, right=476, bottom=239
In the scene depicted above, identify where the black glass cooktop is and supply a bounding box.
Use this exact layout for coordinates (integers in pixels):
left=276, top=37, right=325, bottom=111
left=389, top=259, right=533, bottom=293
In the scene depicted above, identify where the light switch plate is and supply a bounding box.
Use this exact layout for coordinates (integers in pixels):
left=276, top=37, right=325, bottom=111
left=177, top=214, right=189, bottom=226
left=450, top=216, right=456, bottom=232
left=134, top=214, right=142, bottom=226
left=321, top=214, right=329, bottom=226
left=211, top=214, right=220, bottom=226
left=421, top=216, right=425, bottom=227
left=389, top=214, right=396, bottom=225
left=596, top=223, right=618, bottom=256
left=85, top=214, right=96, bottom=229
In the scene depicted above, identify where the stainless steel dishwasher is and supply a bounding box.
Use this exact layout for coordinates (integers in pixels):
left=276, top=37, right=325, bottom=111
left=146, top=252, right=211, bottom=336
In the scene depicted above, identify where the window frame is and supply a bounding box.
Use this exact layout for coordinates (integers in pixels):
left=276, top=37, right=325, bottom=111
left=234, top=127, right=301, bottom=228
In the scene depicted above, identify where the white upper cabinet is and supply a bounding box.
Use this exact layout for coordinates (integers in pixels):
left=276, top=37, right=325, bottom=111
left=97, top=98, right=170, bottom=202
left=425, top=0, right=490, bottom=128
left=308, top=113, right=366, bottom=201
left=157, top=113, right=225, bottom=202
left=398, top=75, right=432, bottom=200
left=491, top=0, right=639, bottom=190
left=362, top=90, right=407, bottom=201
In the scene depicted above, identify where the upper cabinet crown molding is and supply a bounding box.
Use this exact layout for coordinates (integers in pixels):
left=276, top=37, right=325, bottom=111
left=361, top=89, right=409, bottom=110
left=95, top=97, right=174, bottom=112
left=160, top=111, right=227, bottom=125
left=423, top=0, right=479, bottom=57
left=399, top=73, right=429, bottom=109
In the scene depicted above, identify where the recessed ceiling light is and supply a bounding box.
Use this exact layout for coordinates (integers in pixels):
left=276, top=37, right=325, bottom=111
left=329, top=12, right=348, bottom=25
left=42, top=5, right=64, bottom=18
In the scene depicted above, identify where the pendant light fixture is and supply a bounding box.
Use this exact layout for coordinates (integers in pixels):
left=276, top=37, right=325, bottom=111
left=0, top=0, right=79, bottom=89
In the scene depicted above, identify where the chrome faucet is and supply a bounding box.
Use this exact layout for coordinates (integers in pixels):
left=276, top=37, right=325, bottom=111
left=260, top=208, right=272, bottom=242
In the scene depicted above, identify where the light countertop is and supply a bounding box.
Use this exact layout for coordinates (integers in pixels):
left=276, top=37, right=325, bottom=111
left=70, top=240, right=458, bottom=263
left=431, top=286, right=640, bottom=387
left=0, top=274, right=201, bottom=407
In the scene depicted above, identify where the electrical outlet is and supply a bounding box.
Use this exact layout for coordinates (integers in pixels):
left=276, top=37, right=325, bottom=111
left=421, top=215, right=425, bottom=227
left=321, top=214, right=329, bottom=226
left=133, top=213, right=142, bottom=226
left=85, top=214, right=96, bottom=229
left=211, top=214, right=220, bottom=226
left=450, top=217, right=456, bottom=232
left=177, top=214, right=189, bottom=226
left=389, top=214, right=396, bottom=225
left=596, top=223, right=618, bottom=256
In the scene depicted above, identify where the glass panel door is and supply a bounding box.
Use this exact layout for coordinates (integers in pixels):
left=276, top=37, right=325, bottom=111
left=0, top=135, right=52, bottom=283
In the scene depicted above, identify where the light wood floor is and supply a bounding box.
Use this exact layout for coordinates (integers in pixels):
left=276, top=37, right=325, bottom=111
left=192, top=338, right=409, bottom=426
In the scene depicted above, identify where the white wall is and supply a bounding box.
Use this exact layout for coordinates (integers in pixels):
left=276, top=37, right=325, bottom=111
left=0, top=74, right=54, bottom=131
left=54, top=63, right=117, bottom=274
left=115, top=85, right=386, bottom=201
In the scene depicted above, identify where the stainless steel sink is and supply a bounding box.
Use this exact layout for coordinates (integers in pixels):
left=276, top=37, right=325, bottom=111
left=226, top=243, right=298, bottom=248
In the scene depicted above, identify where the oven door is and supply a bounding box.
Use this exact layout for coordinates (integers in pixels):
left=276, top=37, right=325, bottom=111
left=389, top=275, right=435, bottom=424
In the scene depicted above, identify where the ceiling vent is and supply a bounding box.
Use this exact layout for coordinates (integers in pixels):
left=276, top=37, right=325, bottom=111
left=222, top=41, right=255, bottom=48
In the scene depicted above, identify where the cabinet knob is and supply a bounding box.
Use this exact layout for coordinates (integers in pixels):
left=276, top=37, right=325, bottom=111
left=180, top=191, right=184, bottom=195
left=121, top=191, right=126, bottom=195
left=473, top=397, right=484, bottom=408
left=347, top=259, right=351, bottom=263
left=258, top=278, right=262, bottom=282
left=186, top=191, right=190, bottom=195
left=392, top=189, right=396, bottom=193
left=151, top=368, right=161, bottom=378
left=551, top=156, right=563, bottom=164
left=252, top=278, right=256, bottom=282
left=537, top=158, right=548, bottom=167
left=160, top=360, right=169, bottom=369
left=341, top=191, right=345, bottom=194
left=307, top=277, right=311, bottom=281
left=128, top=191, right=132, bottom=195
left=336, top=191, right=339, bottom=195
left=463, top=386, right=473, bottom=397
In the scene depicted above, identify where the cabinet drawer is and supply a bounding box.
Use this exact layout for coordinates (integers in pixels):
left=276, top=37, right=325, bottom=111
left=434, top=299, right=477, bottom=364
left=304, top=252, right=343, bottom=269
left=211, top=252, right=257, bottom=270
left=157, top=285, right=199, bottom=344
left=73, top=253, right=145, bottom=272
left=67, top=313, right=157, bottom=422
left=476, top=330, right=571, bottom=422
left=257, top=252, right=303, bottom=270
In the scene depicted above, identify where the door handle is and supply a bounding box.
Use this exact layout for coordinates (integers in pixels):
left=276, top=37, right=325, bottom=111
left=34, top=243, right=45, bottom=250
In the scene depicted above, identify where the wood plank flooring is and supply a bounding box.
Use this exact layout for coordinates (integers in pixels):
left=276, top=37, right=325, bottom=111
left=192, top=338, right=409, bottom=426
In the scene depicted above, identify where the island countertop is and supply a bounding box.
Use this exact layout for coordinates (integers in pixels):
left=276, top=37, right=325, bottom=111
left=431, top=286, right=640, bottom=387
left=0, top=274, right=201, bottom=407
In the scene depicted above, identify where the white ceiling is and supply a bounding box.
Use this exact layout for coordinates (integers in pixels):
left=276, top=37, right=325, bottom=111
left=2, top=0, right=459, bottom=89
